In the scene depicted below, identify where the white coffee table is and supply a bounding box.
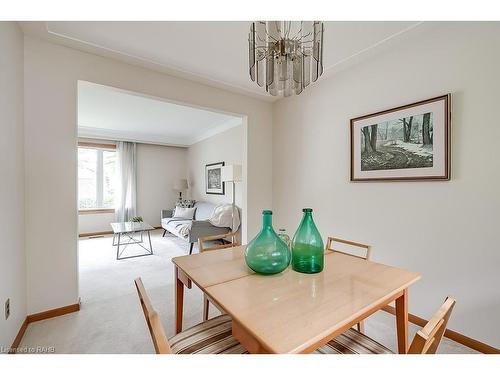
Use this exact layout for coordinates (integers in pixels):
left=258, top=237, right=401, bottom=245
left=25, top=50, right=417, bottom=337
left=110, top=221, right=155, bottom=260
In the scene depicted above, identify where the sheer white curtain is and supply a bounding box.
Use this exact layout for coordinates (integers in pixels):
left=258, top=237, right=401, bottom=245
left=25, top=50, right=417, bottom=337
left=115, top=141, right=137, bottom=222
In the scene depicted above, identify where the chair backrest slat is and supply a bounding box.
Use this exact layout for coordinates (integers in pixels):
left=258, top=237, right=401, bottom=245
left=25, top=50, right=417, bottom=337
left=325, top=237, right=372, bottom=334
left=408, top=296, right=456, bottom=354
left=325, top=237, right=372, bottom=260
left=199, top=232, right=239, bottom=253
left=134, top=278, right=172, bottom=354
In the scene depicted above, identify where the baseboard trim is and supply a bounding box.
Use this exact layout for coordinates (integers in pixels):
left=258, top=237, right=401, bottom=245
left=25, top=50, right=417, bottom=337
left=9, top=301, right=81, bottom=354
left=8, top=318, right=29, bottom=354
left=27, top=302, right=81, bottom=323
left=381, top=305, right=499, bottom=354
left=79, top=230, right=113, bottom=238
left=79, top=226, right=162, bottom=238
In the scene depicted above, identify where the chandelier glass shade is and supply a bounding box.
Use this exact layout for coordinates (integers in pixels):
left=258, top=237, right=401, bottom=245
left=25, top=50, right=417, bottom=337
left=248, top=21, right=324, bottom=97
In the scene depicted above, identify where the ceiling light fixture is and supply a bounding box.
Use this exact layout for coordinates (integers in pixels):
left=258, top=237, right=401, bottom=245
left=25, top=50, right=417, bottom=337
left=248, top=21, right=324, bottom=97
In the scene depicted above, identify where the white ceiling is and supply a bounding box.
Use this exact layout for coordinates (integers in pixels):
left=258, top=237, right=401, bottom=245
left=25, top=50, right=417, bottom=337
left=20, top=21, right=424, bottom=101
left=77, top=81, right=241, bottom=147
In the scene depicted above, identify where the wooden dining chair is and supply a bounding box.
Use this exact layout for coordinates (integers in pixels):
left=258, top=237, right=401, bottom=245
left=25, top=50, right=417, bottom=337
left=134, top=277, right=172, bottom=353
left=317, top=297, right=456, bottom=354
left=134, top=277, right=247, bottom=354
left=325, top=236, right=372, bottom=260
left=325, top=236, right=371, bottom=333
left=198, top=232, right=240, bottom=321
left=407, top=296, right=456, bottom=354
left=198, top=232, right=239, bottom=252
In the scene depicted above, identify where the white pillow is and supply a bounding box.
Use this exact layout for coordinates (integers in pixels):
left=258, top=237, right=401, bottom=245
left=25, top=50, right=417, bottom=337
left=173, top=206, right=196, bottom=220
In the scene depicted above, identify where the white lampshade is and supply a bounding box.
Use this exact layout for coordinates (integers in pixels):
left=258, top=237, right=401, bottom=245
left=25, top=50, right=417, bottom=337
left=221, top=164, right=242, bottom=182
left=173, top=178, right=188, bottom=191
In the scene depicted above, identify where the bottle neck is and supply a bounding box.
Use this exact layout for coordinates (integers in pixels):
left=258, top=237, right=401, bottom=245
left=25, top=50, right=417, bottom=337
left=302, top=211, right=312, bottom=222
left=262, top=214, right=273, bottom=229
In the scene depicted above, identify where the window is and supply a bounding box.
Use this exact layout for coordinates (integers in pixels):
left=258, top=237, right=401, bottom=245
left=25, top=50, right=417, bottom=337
left=78, top=143, right=117, bottom=212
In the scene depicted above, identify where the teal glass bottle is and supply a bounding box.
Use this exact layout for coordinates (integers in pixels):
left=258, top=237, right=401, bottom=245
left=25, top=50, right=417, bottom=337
left=291, top=208, right=324, bottom=273
left=245, top=210, right=291, bottom=275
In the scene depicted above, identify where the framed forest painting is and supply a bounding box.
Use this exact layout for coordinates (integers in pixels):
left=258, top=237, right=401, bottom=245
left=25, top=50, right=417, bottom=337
left=350, top=94, right=451, bottom=181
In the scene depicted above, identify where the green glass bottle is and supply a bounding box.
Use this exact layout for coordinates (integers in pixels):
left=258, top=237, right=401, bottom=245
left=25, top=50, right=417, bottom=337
left=245, top=210, right=291, bottom=275
left=292, top=208, right=324, bottom=273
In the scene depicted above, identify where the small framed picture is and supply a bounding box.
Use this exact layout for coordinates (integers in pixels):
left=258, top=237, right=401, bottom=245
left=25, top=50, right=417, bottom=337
left=350, top=94, right=451, bottom=181
left=205, top=162, right=225, bottom=195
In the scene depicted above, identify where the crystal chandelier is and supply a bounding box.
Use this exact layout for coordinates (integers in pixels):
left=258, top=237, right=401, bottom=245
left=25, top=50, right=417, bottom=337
left=248, top=21, right=324, bottom=97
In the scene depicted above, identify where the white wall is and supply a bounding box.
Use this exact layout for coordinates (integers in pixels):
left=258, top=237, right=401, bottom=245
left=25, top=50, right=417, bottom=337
left=0, top=22, right=26, bottom=348
left=78, top=142, right=187, bottom=234
left=136, top=143, right=187, bottom=226
left=272, top=22, right=500, bottom=347
left=78, top=213, right=115, bottom=234
left=24, top=36, right=272, bottom=314
left=187, top=125, right=243, bottom=208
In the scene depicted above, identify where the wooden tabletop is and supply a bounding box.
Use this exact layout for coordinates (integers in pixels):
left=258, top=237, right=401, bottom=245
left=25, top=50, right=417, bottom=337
left=172, top=246, right=252, bottom=289
left=173, top=246, right=420, bottom=353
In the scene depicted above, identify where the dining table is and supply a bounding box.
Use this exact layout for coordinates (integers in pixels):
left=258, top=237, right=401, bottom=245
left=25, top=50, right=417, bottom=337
left=171, top=245, right=420, bottom=354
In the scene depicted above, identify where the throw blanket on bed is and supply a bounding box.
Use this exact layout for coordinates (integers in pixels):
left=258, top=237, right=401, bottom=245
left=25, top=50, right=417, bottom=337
left=209, top=204, right=240, bottom=231
left=163, top=218, right=192, bottom=238
left=175, top=222, right=191, bottom=237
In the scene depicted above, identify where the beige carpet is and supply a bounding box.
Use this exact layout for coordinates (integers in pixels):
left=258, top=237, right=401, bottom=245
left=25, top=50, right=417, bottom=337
left=19, top=229, right=477, bottom=354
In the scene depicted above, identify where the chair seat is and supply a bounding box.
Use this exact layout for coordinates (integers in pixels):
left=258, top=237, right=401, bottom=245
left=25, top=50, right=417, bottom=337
left=169, top=315, right=248, bottom=354
left=169, top=314, right=392, bottom=354
left=315, top=328, right=393, bottom=354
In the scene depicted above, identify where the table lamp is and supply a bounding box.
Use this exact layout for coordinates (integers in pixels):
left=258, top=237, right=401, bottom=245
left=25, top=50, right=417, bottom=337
left=173, top=179, right=188, bottom=202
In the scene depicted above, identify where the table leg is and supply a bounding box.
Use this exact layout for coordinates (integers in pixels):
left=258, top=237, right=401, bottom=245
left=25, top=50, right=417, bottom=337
left=175, top=266, right=184, bottom=334
left=148, top=231, right=153, bottom=254
left=232, top=319, right=269, bottom=353
left=395, top=288, right=409, bottom=354
left=203, top=294, right=210, bottom=321
left=116, top=233, right=121, bottom=260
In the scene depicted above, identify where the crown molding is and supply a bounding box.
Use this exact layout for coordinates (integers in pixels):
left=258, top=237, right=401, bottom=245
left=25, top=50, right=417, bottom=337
left=189, top=117, right=242, bottom=145
left=78, top=126, right=189, bottom=147
left=78, top=115, right=242, bottom=148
